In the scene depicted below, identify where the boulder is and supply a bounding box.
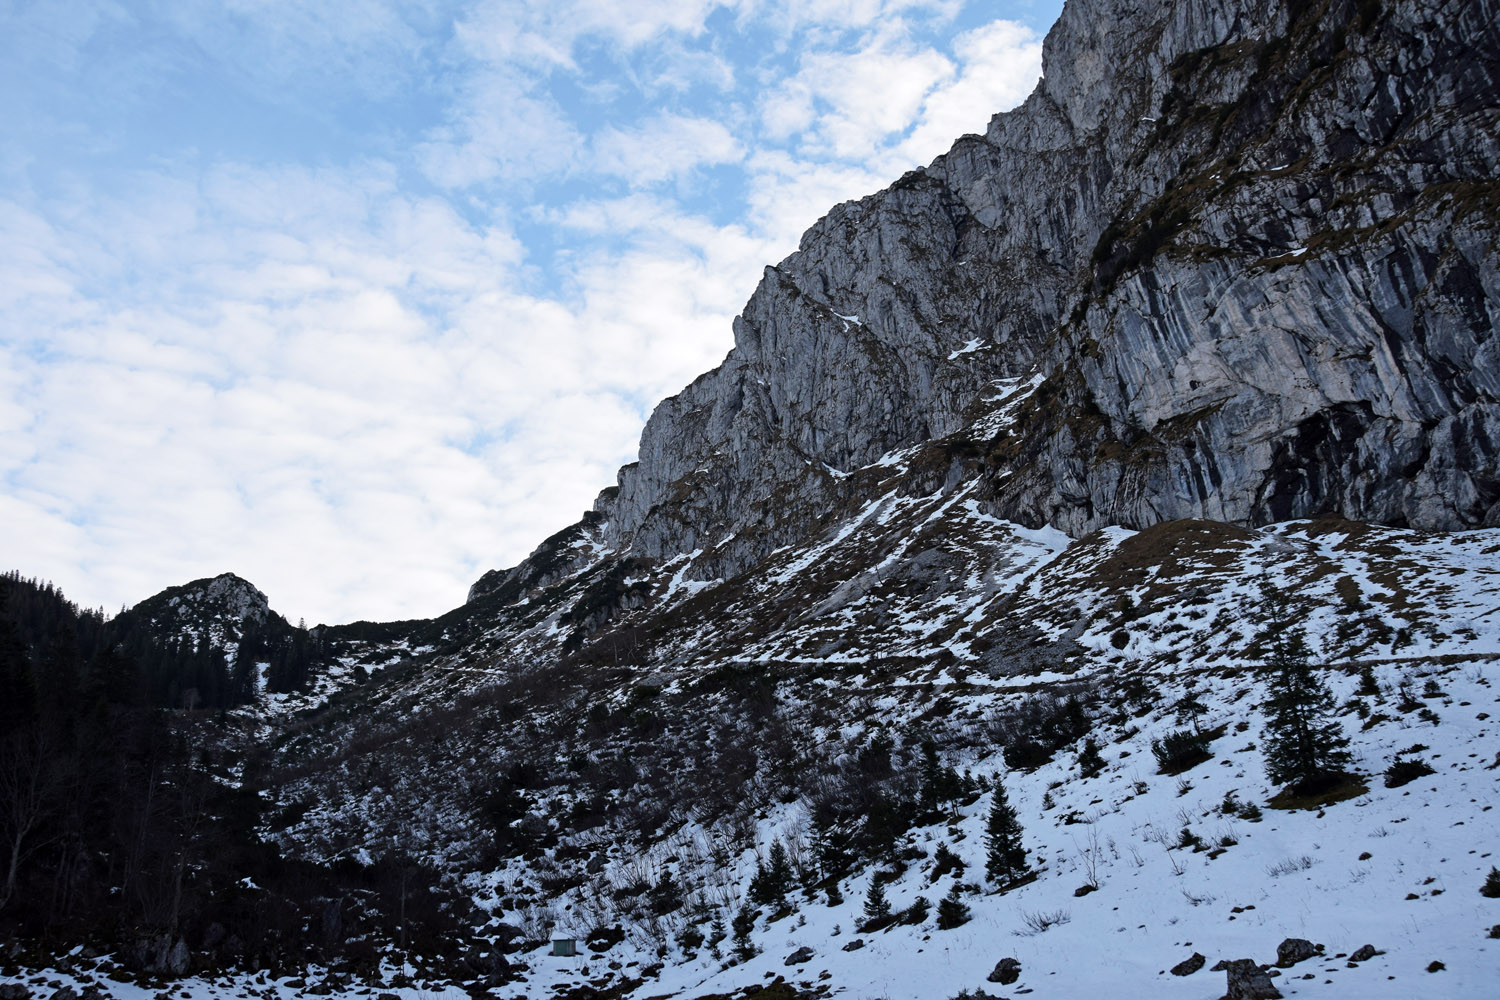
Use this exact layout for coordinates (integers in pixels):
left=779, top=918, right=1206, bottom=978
left=1171, top=952, right=1206, bottom=976
left=161, top=937, right=190, bottom=977
left=785, top=946, right=814, bottom=966
left=0, top=985, right=29, bottom=1000
left=987, top=957, right=1022, bottom=985
left=841, top=939, right=865, bottom=952
left=1275, top=938, right=1321, bottom=967
left=1219, top=958, right=1282, bottom=1000
left=1348, top=944, right=1380, bottom=962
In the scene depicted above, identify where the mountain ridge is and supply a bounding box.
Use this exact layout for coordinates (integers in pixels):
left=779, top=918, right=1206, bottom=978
left=6, top=1, right=1500, bottom=998
left=462, top=0, right=1498, bottom=618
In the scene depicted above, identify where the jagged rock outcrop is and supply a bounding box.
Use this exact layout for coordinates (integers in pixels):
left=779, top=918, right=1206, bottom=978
left=473, top=0, right=1497, bottom=605
left=467, top=510, right=611, bottom=604
left=122, top=571, right=275, bottom=643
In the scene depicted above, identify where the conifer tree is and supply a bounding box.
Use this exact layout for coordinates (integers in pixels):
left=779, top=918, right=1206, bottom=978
left=747, top=857, right=770, bottom=905
left=919, top=740, right=942, bottom=814
left=731, top=903, right=758, bottom=960
left=861, top=879, right=891, bottom=929
left=810, top=810, right=852, bottom=882
left=1077, top=736, right=1105, bottom=777
left=1256, top=584, right=1354, bottom=793
left=766, top=839, right=793, bottom=903
left=749, top=839, right=794, bottom=908
left=984, top=779, right=1027, bottom=884
left=935, top=884, right=971, bottom=929
left=648, top=868, right=682, bottom=915
left=1174, top=682, right=1209, bottom=733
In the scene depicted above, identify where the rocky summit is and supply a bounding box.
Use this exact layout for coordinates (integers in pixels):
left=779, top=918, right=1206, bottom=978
left=3, top=1, right=1500, bottom=999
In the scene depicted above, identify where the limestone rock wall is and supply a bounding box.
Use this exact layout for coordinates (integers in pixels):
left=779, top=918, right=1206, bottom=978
left=473, top=0, right=1500, bottom=601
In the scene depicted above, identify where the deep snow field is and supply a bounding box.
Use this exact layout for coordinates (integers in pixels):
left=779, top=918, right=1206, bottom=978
left=6, top=654, right=1498, bottom=1000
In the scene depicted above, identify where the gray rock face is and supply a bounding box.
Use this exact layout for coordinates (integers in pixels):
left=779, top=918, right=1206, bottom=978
left=544, top=0, right=1498, bottom=591
left=173, top=573, right=271, bottom=626
left=465, top=0, right=1499, bottom=635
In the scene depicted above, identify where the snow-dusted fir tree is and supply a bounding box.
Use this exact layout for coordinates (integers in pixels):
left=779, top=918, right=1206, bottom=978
left=984, top=779, right=1027, bottom=884
left=1256, top=583, right=1353, bottom=793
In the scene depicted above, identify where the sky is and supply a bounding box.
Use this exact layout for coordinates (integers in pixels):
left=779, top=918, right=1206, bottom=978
left=1, top=0, right=1063, bottom=626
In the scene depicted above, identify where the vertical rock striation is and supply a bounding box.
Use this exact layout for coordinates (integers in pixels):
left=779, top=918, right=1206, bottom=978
left=477, top=0, right=1500, bottom=602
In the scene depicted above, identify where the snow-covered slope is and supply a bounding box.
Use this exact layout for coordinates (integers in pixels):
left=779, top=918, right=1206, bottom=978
left=10, top=656, right=1498, bottom=999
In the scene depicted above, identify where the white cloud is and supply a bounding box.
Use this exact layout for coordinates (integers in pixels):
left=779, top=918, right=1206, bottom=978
left=807, top=42, right=955, bottom=158
left=419, top=77, right=584, bottom=190
left=893, top=19, right=1043, bottom=157
left=591, top=113, right=745, bottom=185
left=0, top=160, right=768, bottom=623
left=1, top=0, right=1054, bottom=626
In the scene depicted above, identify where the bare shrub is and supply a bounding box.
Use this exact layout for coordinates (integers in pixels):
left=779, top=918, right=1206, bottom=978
left=1017, top=909, right=1071, bottom=935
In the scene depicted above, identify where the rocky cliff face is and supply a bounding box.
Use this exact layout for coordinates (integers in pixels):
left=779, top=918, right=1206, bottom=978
left=547, top=0, right=1498, bottom=600
left=999, top=0, right=1500, bottom=535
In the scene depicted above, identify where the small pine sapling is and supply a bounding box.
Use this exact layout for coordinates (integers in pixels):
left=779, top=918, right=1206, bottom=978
left=1174, top=683, right=1210, bottom=733
left=731, top=903, right=758, bottom=960
left=648, top=868, right=682, bottom=916
left=1077, top=737, right=1106, bottom=777
left=767, top=839, right=794, bottom=906
left=749, top=840, right=794, bottom=910
left=930, top=841, right=964, bottom=881
left=936, top=885, right=971, bottom=929
left=707, top=914, right=726, bottom=958
left=1482, top=867, right=1500, bottom=898
left=1384, top=756, right=1436, bottom=788
left=897, top=894, right=930, bottom=925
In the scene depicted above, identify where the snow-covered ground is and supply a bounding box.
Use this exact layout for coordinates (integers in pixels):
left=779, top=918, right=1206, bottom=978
left=9, top=656, right=1497, bottom=999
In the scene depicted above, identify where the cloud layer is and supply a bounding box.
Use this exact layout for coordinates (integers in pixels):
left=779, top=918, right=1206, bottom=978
left=0, top=0, right=1053, bottom=624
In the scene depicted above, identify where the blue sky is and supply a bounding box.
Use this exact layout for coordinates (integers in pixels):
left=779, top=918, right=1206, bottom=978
left=1, top=0, right=1062, bottom=624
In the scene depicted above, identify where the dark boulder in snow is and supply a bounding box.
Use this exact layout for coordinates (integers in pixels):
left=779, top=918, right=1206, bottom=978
left=1170, top=952, right=1206, bottom=976
left=987, top=957, right=1022, bottom=984
left=1216, top=959, right=1282, bottom=999
left=784, top=946, right=814, bottom=966
left=1348, top=944, right=1381, bottom=962
left=1275, top=938, right=1321, bottom=967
